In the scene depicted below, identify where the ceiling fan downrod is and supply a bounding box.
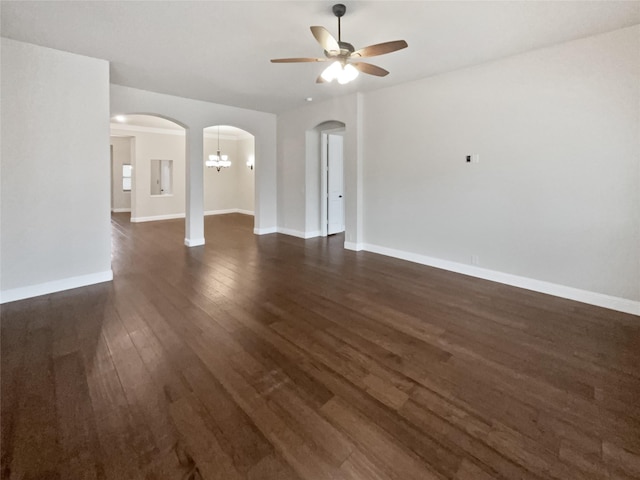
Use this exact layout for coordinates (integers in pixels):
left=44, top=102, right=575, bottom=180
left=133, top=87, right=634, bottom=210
left=333, top=3, right=346, bottom=42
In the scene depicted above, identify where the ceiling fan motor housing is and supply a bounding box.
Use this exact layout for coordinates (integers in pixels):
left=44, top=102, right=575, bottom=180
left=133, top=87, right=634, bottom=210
left=325, top=41, right=354, bottom=58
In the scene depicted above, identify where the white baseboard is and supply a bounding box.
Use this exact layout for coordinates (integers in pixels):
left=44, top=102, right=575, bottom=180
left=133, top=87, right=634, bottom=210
left=0, top=270, right=114, bottom=305
left=276, top=227, right=321, bottom=239
left=254, top=226, right=277, bottom=235
left=131, top=213, right=185, bottom=223
left=205, top=208, right=255, bottom=216
left=277, top=227, right=305, bottom=238
left=204, top=209, right=236, bottom=216
left=236, top=209, right=255, bottom=216
left=111, top=208, right=131, bottom=213
left=344, top=241, right=364, bottom=251
left=132, top=209, right=254, bottom=223
left=362, top=243, right=640, bottom=316
left=184, top=238, right=205, bottom=247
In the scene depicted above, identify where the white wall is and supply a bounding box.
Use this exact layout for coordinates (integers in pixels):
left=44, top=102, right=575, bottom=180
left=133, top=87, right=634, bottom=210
left=1, top=39, right=112, bottom=302
left=110, top=85, right=277, bottom=242
left=236, top=136, right=255, bottom=214
left=277, top=95, right=363, bottom=243
left=361, top=26, right=639, bottom=306
left=275, top=26, right=639, bottom=313
left=110, top=136, right=132, bottom=211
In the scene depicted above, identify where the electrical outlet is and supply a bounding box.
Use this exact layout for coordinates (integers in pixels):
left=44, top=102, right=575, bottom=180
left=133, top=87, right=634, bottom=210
left=472, top=154, right=480, bottom=163
left=472, top=255, right=479, bottom=265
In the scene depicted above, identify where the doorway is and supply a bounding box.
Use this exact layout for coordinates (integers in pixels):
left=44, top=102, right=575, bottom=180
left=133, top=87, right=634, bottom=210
left=202, top=125, right=255, bottom=219
left=321, top=129, right=345, bottom=236
left=109, top=136, right=133, bottom=214
left=110, top=114, right=186, bottom=224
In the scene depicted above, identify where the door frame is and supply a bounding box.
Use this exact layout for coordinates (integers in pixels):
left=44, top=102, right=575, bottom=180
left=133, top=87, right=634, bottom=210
left=320, top=127, right=346, bottom=237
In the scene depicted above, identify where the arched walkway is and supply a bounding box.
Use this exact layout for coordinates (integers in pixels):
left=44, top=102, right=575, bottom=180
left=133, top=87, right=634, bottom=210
left=110, top=113, right=188, bottom=227
left=203, top=125, right=256, bottom=222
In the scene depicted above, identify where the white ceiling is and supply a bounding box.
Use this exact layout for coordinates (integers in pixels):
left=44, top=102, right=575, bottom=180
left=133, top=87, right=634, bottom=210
left=2, top=1, right=638, bottom=114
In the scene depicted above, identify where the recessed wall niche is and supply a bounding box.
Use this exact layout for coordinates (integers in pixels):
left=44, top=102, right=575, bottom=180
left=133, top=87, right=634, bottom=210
left=150, top=159, right=173, bottom=195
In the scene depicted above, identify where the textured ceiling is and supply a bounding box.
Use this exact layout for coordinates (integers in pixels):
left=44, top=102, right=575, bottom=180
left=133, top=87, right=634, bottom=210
left=2, top=1, right=638, bottom=113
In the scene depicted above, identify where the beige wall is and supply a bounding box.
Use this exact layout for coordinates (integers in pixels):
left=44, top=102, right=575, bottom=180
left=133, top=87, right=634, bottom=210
left=203, top=134, right=255, bottom=214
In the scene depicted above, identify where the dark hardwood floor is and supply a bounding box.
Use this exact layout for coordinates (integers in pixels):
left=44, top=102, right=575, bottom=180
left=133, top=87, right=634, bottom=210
left=2, top=212, right=639, bottom=479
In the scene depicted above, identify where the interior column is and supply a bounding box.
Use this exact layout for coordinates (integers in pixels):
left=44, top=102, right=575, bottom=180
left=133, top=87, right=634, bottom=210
left=184, top=128, right=205, bottom=246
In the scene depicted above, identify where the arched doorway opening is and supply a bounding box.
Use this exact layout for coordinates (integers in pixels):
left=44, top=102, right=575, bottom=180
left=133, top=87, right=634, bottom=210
left=203, top=125, right=256, bottom=224
left=306, top=121, right=346, bottom=237
left=109, top=114, right=187, bottom=224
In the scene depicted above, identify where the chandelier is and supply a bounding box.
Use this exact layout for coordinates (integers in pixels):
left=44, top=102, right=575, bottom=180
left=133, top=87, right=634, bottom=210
left=206, top=126, right=231, bottom=172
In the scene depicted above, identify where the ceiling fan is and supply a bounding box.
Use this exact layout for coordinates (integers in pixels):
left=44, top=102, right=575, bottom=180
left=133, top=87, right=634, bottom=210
left=271, top=3, right=408, bottom=84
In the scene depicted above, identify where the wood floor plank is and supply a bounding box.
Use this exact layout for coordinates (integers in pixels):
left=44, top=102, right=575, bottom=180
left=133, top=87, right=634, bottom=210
left=181, top=363, right=274, bottom=474
left=8, top=324, right=60, bottom=479
left=184, top=330, right=344, bottom=480
left=246, top=453, right=302, bottom=480
left=168, top=394, right=244, bottom=480
left=78, top=294, right=154, bottom=479
left=304, top=361, right=466, bottom=479
left=455, top=458, right=497, bottom=480
left=53, top=352, right=102, bottom=480
left=99, top=300, right=170, bottom=458
left=338, top=449, right=394, bottom=480
left=0, top=302, right=31, bottom=479
left=400, top=398, right=541, bottom=480
left=1, top=212, right=638, bottom=479
left=320, top=397, right=445, bottom=480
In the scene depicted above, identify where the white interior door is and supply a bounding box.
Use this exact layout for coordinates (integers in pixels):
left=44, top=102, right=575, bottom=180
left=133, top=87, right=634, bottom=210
left=160, top=159, right=172, bottom=194
left=327, top=133, right=344, bottom=235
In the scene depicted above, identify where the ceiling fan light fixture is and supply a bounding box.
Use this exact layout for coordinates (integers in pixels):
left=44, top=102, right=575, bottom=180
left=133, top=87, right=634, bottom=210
left=321, top=61, right=359, bottom=84
left=321, top=61, right=342, bottom=82
left=338, top=63, right=359, bottom=84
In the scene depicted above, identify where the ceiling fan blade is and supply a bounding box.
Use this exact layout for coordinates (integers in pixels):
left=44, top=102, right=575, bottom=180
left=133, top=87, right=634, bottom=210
left=271, top=57, right=328, bottom=63
left=353, top=62, right=389, bottom=77
left=351, top=40, right=408, bottom=58
left=310, top=26, right=340, bottom=55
